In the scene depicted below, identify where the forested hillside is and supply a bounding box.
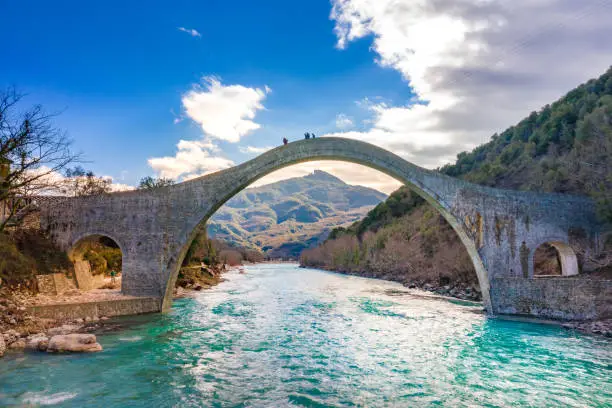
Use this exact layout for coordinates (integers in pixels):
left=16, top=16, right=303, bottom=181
left=443, top=67, right=612, bottom=221
left=301, top=67, right=612, bottom=299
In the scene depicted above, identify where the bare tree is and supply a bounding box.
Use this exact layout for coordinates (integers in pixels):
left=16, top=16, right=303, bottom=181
left=138, top=176, right=175, bottom=190
left=0, top=88, right=79, bottom=231
left=61, top=166, right=112, bottom=197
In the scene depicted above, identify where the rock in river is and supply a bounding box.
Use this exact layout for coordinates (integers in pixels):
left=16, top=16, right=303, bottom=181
left=47, top=334, right=103, bottom=353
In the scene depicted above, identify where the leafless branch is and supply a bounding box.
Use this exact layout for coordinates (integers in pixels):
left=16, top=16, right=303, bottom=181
left=1, top=87, right=80, bottom=231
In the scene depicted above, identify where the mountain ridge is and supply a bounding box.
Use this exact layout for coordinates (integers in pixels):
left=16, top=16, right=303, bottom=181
left=207, top=170, right=387, bottom=258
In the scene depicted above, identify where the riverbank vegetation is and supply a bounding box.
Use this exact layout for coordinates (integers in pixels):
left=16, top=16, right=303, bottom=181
left=301, top=188, right=481, bottom=300
left=176, top=227, right=264, bottom=290
left=302, top=67, right=612, bottom=296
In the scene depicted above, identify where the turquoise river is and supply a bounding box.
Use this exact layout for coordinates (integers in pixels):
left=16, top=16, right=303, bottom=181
left=0, top=264, right=611, bottom=407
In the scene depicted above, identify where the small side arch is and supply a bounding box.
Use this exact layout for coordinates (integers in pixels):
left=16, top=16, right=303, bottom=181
left=69, top=232, right=124, bottom=291
left=530, top=238, right=579, bottom=277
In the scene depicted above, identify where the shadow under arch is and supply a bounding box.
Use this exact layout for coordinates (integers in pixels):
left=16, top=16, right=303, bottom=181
left=69, top=232, right=124, bottom=291
left=530, top=239, right=579, bottom=277
left=162, top=138, right=492, bottom=312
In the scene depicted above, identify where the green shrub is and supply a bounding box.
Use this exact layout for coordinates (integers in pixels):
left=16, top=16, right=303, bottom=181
left=100, top=247, right=122, bottom=271
left=83, top=249, right=107, bottom=275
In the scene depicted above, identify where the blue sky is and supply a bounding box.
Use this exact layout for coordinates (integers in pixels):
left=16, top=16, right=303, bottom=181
left=2, top=0, right=611, bottom=192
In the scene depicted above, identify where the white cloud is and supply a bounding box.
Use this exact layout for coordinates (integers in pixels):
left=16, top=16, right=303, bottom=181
left=251, top=161, right=402, bottom=194
left=109, top=182, right=134, bottom=192
left=335, top=113, right=354, bottom=129
left=23, top=166, right=135, bottom=195
left=239, top=145, right=274, bottom=154
left=330, top=0, right=612, bottom=168
left=148, top=139, right=234, bottom=180
left=182, top=77, right=270, bottom=142
left=178, top=27, right=202, bottom=37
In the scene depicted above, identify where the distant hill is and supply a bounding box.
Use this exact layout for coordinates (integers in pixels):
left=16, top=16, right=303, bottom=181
left=207, top=170, right=387, bottom=258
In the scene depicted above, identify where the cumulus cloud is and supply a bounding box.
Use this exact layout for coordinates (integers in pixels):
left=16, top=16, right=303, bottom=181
left=148, top=139, right=234, bottom=180
left=182, top=77, right=270, bottom=142
left=239, top=145, right=274, bottom=154
left=23, top=166, right=135, bottom=195
left=335, top=113, right=354, bottom=129
left=252, top=161, right=402, bottom=194
left=178, top=27, right=202, bottom=37
left=329, top=0, right=612, bottom=167
left=149, top=78, right=268, bottom=180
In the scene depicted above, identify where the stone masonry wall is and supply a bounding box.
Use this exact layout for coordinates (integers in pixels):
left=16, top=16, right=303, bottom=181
left=491, top=277, right=612, bottom=320
left=37, top=137, right=605, bottom=319
left=27, top=297, right=161, bottom=320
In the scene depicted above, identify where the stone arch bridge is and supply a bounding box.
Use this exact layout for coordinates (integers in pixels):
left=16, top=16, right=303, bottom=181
left=38, top=138, right=608, bottom=319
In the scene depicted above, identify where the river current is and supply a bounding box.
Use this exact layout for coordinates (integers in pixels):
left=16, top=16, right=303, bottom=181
left=0, top=263, right=610, bottom=407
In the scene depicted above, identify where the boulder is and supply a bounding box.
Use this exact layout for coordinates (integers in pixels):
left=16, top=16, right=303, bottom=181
left=47, top=334, right=102, bottom=353
left=3, top=329, right=20, bottom=345
left=8, top=339, right=26, bottom=350
left=0, top=335, right=5, bottom=357
left=26, top=334, right=49, bottom=352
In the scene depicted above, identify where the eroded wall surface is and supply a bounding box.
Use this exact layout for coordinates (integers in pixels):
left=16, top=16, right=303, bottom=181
left=491, top=277, right=612, bottom=320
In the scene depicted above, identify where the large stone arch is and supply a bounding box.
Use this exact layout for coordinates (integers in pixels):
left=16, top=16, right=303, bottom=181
left=39, top=137, right=601, bottom=319
left=162, top=138, right=491, bottom=312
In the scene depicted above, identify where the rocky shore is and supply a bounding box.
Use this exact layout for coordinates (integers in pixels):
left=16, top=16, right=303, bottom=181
left=312, top=266, right=483, bottom=302
left=0, top=290, right=108, bottom=357
left=562, top=319, right=612, bottom=337
left=404, top=280, right=482, bottom=302
left=174, top=262, right=228, bottom=293
left=0, top=264, right=235, bottom=359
